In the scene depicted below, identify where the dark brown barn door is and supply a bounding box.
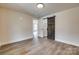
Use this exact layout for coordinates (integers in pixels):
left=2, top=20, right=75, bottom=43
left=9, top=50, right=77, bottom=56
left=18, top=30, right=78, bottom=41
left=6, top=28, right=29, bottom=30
left=47, top=16, right=55, bottom=40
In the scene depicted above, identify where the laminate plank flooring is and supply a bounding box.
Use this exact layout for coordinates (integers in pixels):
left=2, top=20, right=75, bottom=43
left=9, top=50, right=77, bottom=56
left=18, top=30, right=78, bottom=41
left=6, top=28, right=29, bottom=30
left=0, top=37, right=79, bottom=55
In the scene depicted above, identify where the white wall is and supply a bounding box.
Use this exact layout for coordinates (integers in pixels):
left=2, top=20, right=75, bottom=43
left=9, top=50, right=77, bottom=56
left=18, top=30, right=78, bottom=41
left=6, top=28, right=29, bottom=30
left=0, top=8, right=33, bottom=46
left=55, top=7, right=79, bottom=46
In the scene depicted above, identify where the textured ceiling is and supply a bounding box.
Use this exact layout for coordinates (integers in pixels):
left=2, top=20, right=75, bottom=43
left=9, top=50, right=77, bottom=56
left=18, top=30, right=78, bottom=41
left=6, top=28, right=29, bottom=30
left=0, top=3, right=79, bottom=18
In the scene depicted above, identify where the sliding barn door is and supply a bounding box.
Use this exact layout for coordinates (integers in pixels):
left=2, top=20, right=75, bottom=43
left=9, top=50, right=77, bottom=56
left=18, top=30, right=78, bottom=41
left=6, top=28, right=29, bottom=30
left=47, top=16, right=55, bottom=40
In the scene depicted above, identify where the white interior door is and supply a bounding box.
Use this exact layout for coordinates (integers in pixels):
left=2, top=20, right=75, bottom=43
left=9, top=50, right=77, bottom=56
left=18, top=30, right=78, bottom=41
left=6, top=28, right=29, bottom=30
left=33, top=20, right=38, bottom=38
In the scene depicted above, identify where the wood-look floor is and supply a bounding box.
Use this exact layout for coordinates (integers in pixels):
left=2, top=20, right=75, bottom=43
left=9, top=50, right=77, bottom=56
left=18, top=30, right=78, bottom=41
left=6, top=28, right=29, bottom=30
left=0, top=37, right=79, bottom=55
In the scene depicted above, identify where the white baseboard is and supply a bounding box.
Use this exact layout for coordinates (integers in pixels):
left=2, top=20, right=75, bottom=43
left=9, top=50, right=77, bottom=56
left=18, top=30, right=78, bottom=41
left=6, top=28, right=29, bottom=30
left=55, top=39, right=79, bottom=46
left=11, top=35, right=33, bottom=43
left=0, top=35, right=33, bottom=46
